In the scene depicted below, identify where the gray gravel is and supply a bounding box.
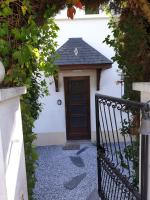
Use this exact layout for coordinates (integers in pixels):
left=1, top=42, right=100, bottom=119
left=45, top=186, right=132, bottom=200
left=33, top=143, right=100, bottom=200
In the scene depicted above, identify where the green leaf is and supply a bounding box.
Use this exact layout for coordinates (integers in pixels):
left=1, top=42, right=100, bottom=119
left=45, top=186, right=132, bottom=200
left=2, top=7, right=12, bottom=16
left=32, top=48, right=40, bottom=59
left=11, top=28, right=21, bottom=40
left=0, top=23, right=8, bottom=37
left=21, top=5, right=27, bottom=15
left=12, top=45, right=32, bottom=65
left=0, top=39, right=10, bottom=55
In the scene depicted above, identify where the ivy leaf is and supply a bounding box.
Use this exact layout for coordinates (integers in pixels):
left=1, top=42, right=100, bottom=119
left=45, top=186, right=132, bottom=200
left=32, top=48, right=40, bottom=59
left=12, top=50, right=22, bottom=63
left=75, top=1, right=83, bottom=9
left=2, top=7, right=12, bottom=16
left=67, top=6, right=76, bottom=19
left=12, top=28, right=28, bottom=41
left=11, top=28, right=21, bottom=40
left=0, top=23, right=8, bottom=37
left=21, top=5, right=27, bottom=15
left=12, top=45, right=32, bottom=64
left=0, top=39, right=10, bottom=55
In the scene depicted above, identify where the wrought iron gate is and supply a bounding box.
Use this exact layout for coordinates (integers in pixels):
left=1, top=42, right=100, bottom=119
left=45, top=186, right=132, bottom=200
left=95, top=94, right=149, bottom=200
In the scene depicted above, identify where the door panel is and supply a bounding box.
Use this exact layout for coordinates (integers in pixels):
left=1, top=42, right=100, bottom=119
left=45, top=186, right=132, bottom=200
left=64, top=76, right=91, bottom=140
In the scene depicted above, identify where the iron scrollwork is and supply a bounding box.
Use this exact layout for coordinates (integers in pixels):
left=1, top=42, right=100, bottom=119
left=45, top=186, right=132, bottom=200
left=95, top=94, right=148, bottom=200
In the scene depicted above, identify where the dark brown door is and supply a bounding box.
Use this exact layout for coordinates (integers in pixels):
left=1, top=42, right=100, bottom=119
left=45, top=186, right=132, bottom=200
left=64, top=76, right=91, bottom=140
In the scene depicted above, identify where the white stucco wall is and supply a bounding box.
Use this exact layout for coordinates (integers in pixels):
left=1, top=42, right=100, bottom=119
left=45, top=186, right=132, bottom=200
left=0, top=87, right=28, bottom=200
left=34, top=10, right=122, bottom=146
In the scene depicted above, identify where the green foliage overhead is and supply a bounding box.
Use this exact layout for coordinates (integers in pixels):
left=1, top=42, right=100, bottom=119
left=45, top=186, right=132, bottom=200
left=0, top=0, right=149, bottom=199
left=104, top=3, right=150, bottom=188
left=0, top=1, right=60, bottom=199
left=104, top=8, right=150, bottom=101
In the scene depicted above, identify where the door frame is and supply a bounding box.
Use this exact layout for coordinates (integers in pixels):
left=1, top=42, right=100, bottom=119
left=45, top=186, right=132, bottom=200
left=64, top=76, right=91, bottom=140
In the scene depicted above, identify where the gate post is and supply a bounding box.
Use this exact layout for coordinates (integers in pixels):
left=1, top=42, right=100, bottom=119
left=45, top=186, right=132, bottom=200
left=0, top=87, right=28, bottom=200
left=133, top=82, right=150, bottom=200
left=95, top=95, right=101, bottom=196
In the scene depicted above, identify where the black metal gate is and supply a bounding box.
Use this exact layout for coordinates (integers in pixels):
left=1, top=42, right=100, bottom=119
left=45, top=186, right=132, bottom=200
left=95, top=94, right=149, bottom=200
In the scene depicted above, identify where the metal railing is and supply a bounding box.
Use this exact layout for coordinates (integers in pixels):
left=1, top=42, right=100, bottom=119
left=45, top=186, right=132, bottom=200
left=95, top=94, right=148, bottom=200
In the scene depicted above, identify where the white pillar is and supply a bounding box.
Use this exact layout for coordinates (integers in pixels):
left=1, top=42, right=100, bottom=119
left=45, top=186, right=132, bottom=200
left=0, top=131, right=8, bottom=200
left=0, top=87, right=28, bottom=200
left=133, top=82, right=150, bottom=200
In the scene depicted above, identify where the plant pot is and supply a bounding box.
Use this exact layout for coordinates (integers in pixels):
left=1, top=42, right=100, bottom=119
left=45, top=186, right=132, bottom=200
left=0, top=61, right=5, bottom=84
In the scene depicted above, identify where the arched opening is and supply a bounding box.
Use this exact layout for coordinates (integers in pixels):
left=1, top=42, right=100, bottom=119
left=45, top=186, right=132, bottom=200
left=0, top=0, right=149, bottom=199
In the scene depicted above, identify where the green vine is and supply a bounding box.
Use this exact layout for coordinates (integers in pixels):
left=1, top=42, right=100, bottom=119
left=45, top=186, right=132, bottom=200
left=104, top=3, right=150, bottom=188
left=0, top=0, right=150, bottom=199
left=0, top=1, right=59, bottom=199
left=120, top=115, right=140, bottom=187
left=104, top=9, right=150, bottom=101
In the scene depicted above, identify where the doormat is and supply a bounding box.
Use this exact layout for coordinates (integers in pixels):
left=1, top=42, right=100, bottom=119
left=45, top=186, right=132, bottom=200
left=63, top=144, right=80, bottom=150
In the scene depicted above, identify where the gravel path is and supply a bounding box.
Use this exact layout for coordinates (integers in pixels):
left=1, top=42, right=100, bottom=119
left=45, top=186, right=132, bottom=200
left=33, top=143, right=100, bottom=200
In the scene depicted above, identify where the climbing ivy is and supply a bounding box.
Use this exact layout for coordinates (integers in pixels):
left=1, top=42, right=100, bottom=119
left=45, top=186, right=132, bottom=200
left=104, top=7, right=150, bottom=100
left=0, top=1, right=59, bottom=199
left=104, top=2, right=150, bottom=187
left=0, top=0, right=150, bottom=199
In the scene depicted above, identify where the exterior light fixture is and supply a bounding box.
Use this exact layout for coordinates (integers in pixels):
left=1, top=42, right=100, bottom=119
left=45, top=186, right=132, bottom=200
left=57, top=99, right=62, bottom=105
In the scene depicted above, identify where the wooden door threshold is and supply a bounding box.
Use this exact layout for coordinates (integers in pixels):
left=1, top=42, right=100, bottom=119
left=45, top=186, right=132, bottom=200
left=66, top=140, right=92, bottom=145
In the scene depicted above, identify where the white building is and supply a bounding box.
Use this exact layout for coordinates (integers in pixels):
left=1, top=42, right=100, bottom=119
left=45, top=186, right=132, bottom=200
left=34, top=8, right=121, bottom=146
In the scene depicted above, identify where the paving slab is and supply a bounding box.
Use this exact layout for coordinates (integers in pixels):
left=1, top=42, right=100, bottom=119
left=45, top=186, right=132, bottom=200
left=64, top=173, right=86, bottom=190
left=76, top=146, right=89, bottom=155
left=69, top=156, right=85, bottom=168
left=63, top=144, right=80, bottom=150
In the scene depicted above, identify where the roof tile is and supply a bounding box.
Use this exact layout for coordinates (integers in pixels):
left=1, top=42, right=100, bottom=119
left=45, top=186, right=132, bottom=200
left=54, top=38, right=112, bottom=66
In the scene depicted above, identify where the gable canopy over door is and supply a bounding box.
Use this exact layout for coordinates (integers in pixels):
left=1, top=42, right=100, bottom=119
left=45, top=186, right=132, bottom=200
left=54, top=38, right=112, bottom=92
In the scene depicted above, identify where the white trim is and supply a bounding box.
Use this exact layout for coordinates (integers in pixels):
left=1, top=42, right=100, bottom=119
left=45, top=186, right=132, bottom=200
left=0, top=87, right=26, bottom=102
left=34, top=132, right=96, bottom=146
left=55, top=15, right=110, bottom=21
left=34, top=132, right=66, bottom=146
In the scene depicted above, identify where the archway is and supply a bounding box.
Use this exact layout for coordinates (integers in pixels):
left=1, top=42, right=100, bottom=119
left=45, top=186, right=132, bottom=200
left=0, top=0, right=149, bottom=198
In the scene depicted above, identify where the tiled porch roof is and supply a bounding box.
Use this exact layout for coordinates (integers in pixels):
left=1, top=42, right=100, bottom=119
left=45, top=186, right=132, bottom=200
left=54, top=38, right=112, bottom=66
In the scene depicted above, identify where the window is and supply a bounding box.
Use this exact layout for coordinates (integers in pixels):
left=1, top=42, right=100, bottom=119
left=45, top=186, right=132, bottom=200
left=85, top=4, right=99, bottom=14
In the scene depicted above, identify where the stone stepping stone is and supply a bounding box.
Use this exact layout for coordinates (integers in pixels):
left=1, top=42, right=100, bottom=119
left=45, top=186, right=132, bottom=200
left=69, top=156, right=85, bottom=168
left=63, top=144, right=80, bottom=150
left=86, top=189, right=101, bottom=200
left=64, top=173, right=86, bottom=190
left=76, top=146, right=89, bottom=155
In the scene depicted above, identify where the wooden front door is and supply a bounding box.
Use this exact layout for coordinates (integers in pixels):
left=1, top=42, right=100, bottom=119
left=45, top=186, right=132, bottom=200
left=64, top=76, right=91, bottom=140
